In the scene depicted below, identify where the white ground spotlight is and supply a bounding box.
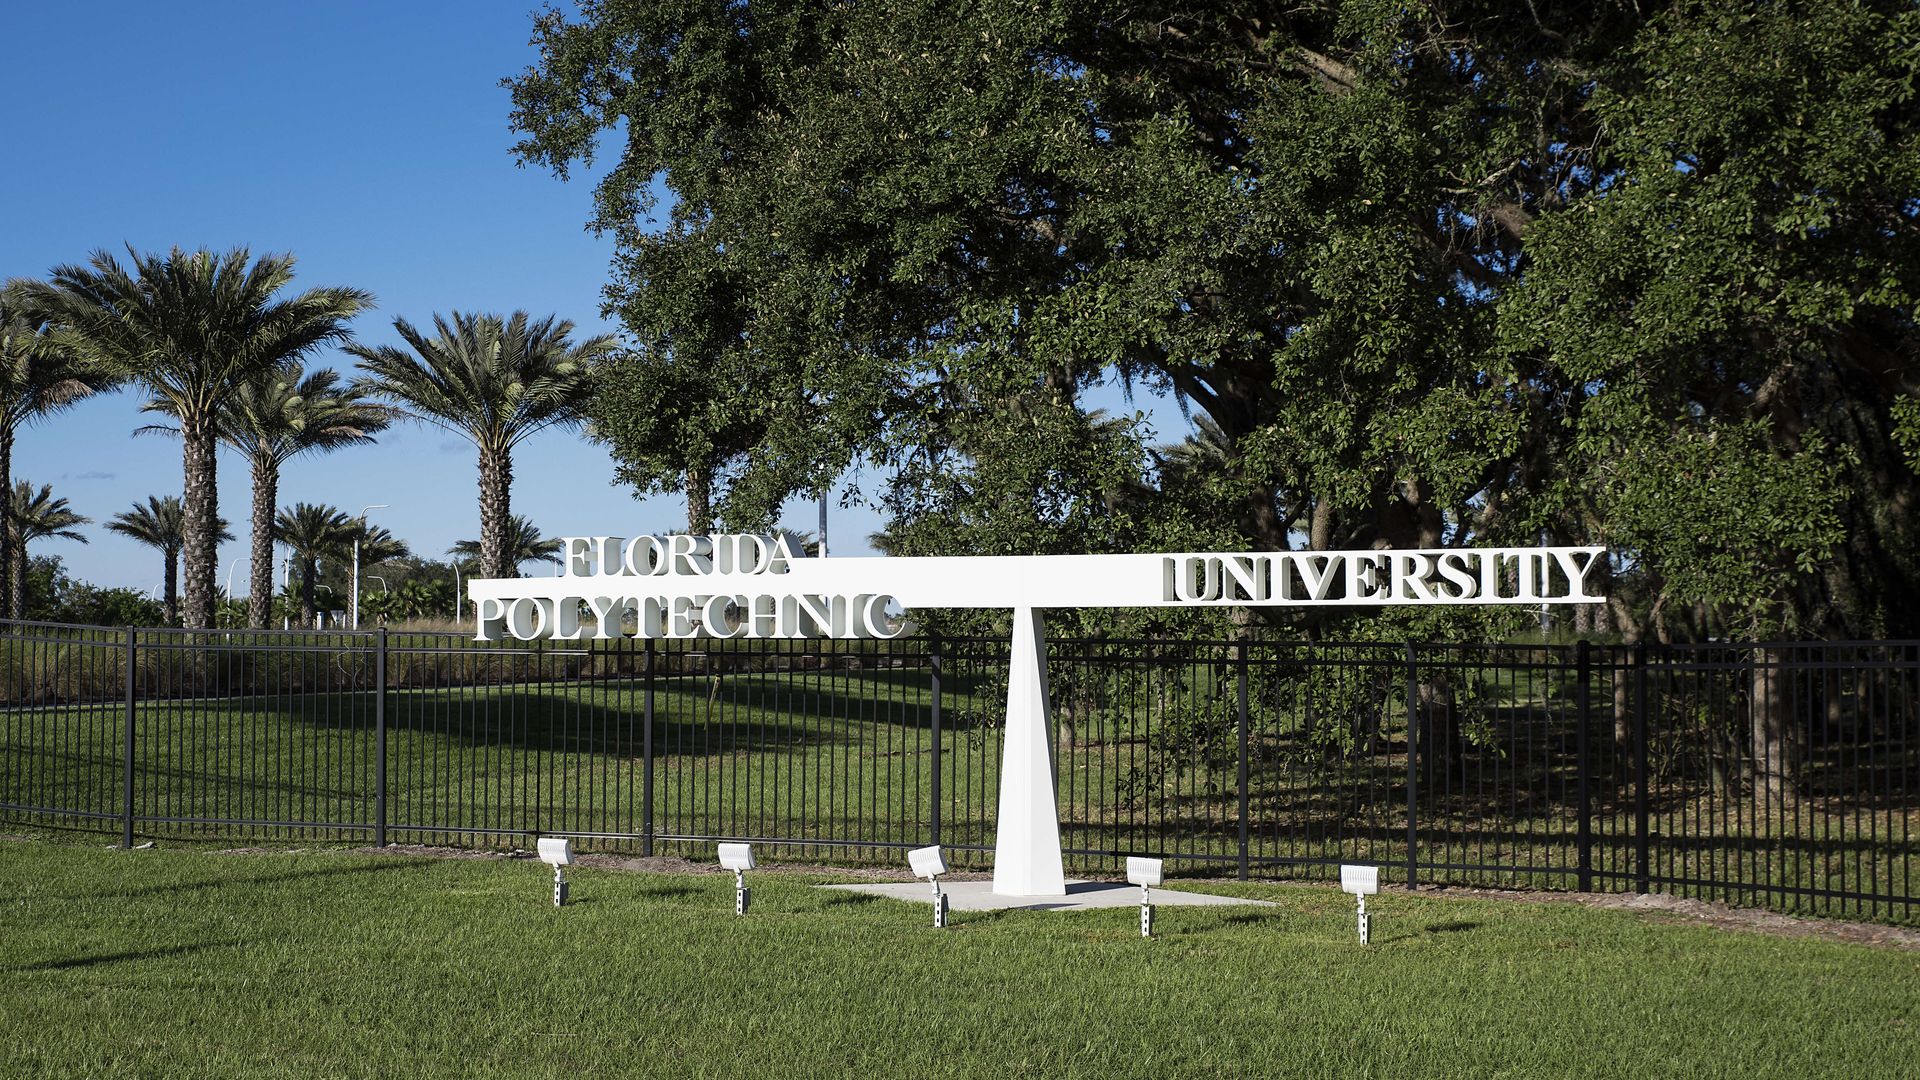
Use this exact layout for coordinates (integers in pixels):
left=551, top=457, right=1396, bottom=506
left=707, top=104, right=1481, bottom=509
left=537, top=837, right=573, bottom=907
left=1340, top=864, right=1380, bottom=944
left=1126, top=857, right=1163, bottom=938
left=718, top=843, right=756, bottom=915
left=908, top=845, right=949, bottom=928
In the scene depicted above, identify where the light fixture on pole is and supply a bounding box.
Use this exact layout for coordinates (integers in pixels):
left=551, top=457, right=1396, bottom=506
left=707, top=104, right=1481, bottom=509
left=1340, top=864, right=1380, bottom=944
left=908, top=845, right=949, bottom=928
left=1127, top=856, right=1163, bottom=938
left=352, top=503, right=389, bottom=631
left=537, top=837, right=574, bottom=906
left=362, top=579, right=390, bottom=626
left=718, top=842, right=755, bottom=915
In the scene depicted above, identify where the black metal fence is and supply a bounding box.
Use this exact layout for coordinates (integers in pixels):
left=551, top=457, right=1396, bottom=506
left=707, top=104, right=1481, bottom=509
left=2, top=619, right=1914, bottom=923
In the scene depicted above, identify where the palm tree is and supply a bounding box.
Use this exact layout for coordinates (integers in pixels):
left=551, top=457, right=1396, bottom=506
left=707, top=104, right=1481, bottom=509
left=19, top=247, right=370, bottom=627
left=349, top=311, right=613, bottom=580
left=359, top=588, right=403, bottom=626
left=341, top=520, right=409, bottom=622
left=394, top=578, right=453, bottom=622
left=1153, top=414, right=1234, bottom=481
left=274, top=503, right=354, bottom=629
left=776, top=528, right=822, bottom=558
left=346, top=522, right=410, bottom=567
left=448, top=514, right=562, bottom=575
left=9, top=482, right=89, bottom=620
left=105, top=496, right=234, bottom=625
left=0, top=286, right=116, bottom=618
left=144, top=362, right=392, bottom=628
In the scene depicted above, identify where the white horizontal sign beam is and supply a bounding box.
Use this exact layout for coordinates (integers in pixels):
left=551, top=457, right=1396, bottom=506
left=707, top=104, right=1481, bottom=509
left=465, top=536, right=1604, bottom=642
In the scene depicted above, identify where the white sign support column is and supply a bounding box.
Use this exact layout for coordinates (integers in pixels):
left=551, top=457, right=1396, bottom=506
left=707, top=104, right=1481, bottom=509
left=992, top=606, right=1067, bottom=896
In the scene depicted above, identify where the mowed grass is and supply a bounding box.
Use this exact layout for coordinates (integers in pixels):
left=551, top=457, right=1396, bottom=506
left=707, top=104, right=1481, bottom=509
left=2, top=843, right=1915, bottom=1079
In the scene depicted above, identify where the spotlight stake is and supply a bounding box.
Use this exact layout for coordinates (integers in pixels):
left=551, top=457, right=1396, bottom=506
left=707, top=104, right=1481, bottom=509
left=1126, top=857, right=1163, bottom=938
left=537, top=837, right=574, bottom=907
left=1341, top=864, right=1380, bottom=944
left=718, top=843, right=756, bottom=915
left=908, top=845, right=949, bottom=928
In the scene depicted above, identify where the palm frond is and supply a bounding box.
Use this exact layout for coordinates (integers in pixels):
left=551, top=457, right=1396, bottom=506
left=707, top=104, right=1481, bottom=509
left=10, top=481, right=90, bottom=543
left=448, top=514, right=562, bottom=571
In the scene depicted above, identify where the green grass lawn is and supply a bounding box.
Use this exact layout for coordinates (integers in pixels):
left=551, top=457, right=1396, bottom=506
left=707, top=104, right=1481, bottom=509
left=1, top=843, right=1914, bottom=1079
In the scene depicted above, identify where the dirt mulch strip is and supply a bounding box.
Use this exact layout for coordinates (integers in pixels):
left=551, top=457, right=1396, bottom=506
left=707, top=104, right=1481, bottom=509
left=1416, top=883, right=1920, bottom=950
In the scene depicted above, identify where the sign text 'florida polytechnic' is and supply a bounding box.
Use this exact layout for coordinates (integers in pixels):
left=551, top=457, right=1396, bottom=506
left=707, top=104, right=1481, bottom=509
left=468, top=535, right=1607, bottom=642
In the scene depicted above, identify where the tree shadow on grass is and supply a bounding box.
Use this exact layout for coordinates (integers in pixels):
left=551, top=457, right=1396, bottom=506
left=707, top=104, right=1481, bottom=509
left=635, top=883, right=704, bottom=900
left=1218, top=911, right=1279, bottom=927
left=62, top=858, right=425, bottom=902
left=299, top=691, right=835, bottom=759
left=11, top=939, right=241, bottom=972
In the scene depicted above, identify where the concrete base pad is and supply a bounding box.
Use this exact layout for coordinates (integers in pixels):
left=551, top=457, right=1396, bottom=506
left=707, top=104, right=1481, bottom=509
left=819, top=879, right=1275, bottom=912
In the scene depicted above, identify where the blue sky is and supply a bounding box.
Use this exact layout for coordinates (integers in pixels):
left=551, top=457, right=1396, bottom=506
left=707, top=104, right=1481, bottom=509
left=4, top=1, right=1180, bottom=595
left=0, top=0, right=894, bottom=593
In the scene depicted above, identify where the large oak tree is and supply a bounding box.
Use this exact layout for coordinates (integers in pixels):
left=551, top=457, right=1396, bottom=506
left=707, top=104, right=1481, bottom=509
left=509, top=0, right=1920, bottom=638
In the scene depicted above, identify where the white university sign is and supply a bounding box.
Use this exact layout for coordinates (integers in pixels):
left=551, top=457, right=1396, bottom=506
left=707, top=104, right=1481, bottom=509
left=469, top=536, right=1606, bottom=896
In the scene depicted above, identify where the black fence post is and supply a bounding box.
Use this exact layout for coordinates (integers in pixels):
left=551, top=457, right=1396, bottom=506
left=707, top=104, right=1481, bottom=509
left=1404, top=643, right=1419, bottom=892
left=1237, top=639, right=1250, bottom=881
left=642, top=636, right=655, bottom=858
left=1575, top=639, right=1593, bottom=892
left=1634, top=639, right=1651, bottom=894
left=122, top=627, right=135, bottom=850
left=374, top=627, right=387, bottom=848
left=930, top=632, right=943, bottom=850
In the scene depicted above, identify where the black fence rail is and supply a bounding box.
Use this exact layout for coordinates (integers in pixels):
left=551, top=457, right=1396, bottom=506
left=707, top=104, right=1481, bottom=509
left=2, top=620, right=1913, bottom=923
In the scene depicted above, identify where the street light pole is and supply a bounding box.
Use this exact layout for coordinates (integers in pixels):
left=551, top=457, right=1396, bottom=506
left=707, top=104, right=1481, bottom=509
left=352, top=503, right=389, bottom=631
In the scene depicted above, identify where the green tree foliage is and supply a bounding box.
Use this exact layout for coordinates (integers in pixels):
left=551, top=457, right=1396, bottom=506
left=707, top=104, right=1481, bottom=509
left=1502, top=2, right=1920, bottom=637
left=0, top=285, right=116, bottom=618
left=317, top=554, right=459, bottom=627
left=9, top=482, right=89, bottom=623
left=448, top=514, right=561, bottom=575
left=16, top=248, right=369, bottom=629
left=105, top=496, right=234, bottom=626
left=21, top=556, right=164, bottom=627
left=349, top=312, right=614, bottom=580
left=509, top=1, right=1920, bottom=639
left=145, top=362, right=393, bottom=628
left=274, top=503, right=354, bottom=629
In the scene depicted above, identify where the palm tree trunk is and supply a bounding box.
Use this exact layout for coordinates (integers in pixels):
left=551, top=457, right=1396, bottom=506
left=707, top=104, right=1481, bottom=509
left=0, top=420, right=13, bottom=621
left=478, top=447, right=511, bottom=580
left=686, top=462, right=713, bottom=536
left=248, top=458, right=277, bottom=629
left=162, top=546, right=180, bottom=626
left=180, top=424, right=220, bottom=629
left=299, top=558, right=318, bottom=629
